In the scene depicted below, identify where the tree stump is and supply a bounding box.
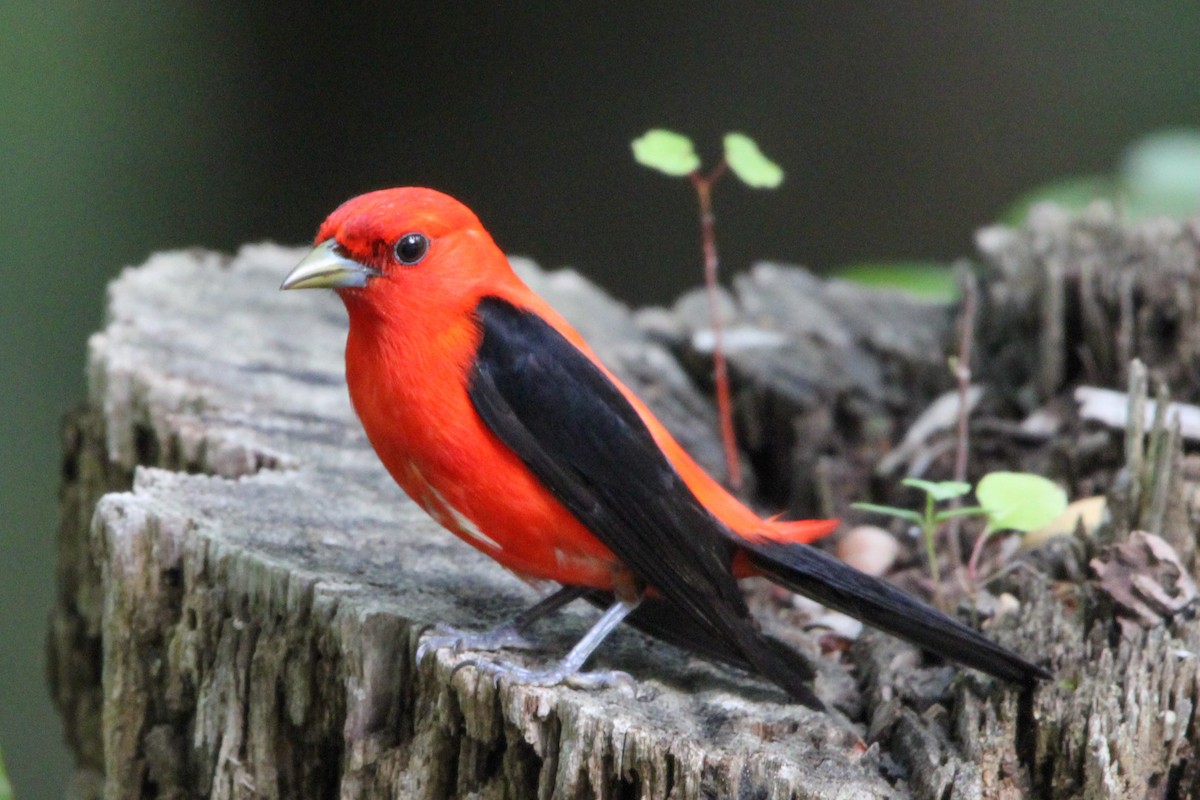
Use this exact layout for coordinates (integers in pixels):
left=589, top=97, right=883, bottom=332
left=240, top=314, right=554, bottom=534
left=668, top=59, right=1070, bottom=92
left=49, top=205, right=1200, bottom=799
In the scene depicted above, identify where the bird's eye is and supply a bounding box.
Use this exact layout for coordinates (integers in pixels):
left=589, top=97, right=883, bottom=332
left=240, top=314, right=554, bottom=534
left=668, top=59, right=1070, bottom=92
left=394, top=233, right=429, bottom=265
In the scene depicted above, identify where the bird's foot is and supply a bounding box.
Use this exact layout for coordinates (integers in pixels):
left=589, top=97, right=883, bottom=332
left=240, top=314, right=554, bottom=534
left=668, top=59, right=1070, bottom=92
left=422, top=596, right=640, bottom=697
left=451, top=655, right=637, bottom=696
left=416, top=623, right=541, bottom=662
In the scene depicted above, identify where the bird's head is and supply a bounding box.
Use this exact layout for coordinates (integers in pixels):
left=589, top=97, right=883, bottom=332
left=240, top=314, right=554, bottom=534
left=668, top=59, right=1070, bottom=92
left=281, top=187, right=516, bottom=321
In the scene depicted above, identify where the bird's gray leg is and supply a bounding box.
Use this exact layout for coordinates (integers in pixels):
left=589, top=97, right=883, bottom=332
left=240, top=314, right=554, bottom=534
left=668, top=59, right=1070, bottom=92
left=450, top=595, right=642, bottom=693
left=416, top=585, right=588, bottom=661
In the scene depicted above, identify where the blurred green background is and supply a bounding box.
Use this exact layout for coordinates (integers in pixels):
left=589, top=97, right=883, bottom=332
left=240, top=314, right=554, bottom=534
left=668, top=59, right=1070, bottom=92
left=3, top=3, right=1199, bottom=797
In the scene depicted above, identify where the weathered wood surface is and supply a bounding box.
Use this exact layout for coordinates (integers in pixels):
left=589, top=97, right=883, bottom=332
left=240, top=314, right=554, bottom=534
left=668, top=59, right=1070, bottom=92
left=49, top=204, right=1200, bottom=799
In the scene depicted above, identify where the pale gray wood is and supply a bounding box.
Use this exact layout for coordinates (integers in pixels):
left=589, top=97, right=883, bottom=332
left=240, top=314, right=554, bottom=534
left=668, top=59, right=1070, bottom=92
left=51, top=247, right=892, bottom=800
left=50, top=203, right=1200, bottom=799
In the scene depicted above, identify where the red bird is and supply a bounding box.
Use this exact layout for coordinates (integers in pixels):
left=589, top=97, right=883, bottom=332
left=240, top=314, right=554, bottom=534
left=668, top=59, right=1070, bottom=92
left=282, top=187, right=1047, bottom=708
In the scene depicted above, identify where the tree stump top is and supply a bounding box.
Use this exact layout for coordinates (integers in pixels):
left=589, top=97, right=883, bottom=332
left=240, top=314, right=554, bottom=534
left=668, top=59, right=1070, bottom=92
left=65, top=244, right=894, bottom=799
left=55, top=206, right=1200, bottom=799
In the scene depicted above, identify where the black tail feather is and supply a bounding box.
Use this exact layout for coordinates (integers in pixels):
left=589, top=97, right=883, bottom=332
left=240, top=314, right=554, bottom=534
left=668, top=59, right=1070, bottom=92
left=745, top=542, right=1050, bottom=684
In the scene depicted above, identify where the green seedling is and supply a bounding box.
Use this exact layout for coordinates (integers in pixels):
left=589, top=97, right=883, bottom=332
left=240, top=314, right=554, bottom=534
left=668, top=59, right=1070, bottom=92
left=632, top=129, right=783, bottom=490
left=838, top=129, right=1200, bottom=300
left=1003, top=127, right=1200, bottom=223
left=854, top=478, right=981, bottom=587
left=854, top=472, right=1066, bottom=589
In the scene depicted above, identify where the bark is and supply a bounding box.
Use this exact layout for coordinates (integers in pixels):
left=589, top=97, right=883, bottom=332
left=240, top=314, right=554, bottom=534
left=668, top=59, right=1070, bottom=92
left=49, top=204, right=1200, bottom=799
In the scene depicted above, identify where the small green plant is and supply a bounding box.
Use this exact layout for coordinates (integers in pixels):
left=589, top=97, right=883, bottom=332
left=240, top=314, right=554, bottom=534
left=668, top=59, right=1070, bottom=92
left=834, top=129, right=1200, bottom=301
left=854, top=472, right=1066, bottom=591
left=632, top=129, right=783, bottom=491
left=854, top=478, right=980, bottom=587
left=0, top=743, right=12, bottom=800
left=1003, top=127, right=1200, bottom=223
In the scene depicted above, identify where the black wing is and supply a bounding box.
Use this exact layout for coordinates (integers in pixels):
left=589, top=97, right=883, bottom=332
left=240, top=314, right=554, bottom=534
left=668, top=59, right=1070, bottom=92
left=468, top=297, right=822, bottom=706
left=468, top=298, right=1048, bottom=698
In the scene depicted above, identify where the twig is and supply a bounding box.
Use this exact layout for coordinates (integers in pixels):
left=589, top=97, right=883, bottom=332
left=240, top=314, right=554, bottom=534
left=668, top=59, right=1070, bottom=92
left=946, top=270, right=978, bottom=584
left=691, top=161, right=741, bottom=490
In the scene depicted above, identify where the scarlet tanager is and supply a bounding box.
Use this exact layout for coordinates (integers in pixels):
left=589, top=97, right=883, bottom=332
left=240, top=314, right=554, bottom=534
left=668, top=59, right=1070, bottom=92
left=281, top=187, right=1048, bottom=708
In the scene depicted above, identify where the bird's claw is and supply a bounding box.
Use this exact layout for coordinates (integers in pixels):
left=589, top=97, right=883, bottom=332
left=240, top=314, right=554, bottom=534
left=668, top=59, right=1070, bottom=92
left=416, top=623, right=542, bottom=662
left=450, top=656, right=637, bottom=697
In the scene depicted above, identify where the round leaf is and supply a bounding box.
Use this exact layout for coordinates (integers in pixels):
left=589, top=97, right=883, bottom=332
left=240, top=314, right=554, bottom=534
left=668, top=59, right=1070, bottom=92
left=976, top=471, right=1067, bottom=533
left=1120, top=128, right=1200, bottom=218
left=631, top=129, right=700, bottom=177
left=723, top=133, right=783, bottom=188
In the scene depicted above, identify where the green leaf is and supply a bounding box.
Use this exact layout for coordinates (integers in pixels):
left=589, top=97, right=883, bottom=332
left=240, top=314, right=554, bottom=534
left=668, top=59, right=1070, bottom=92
left=1000, top=175, right=1115, bottom=225
left=1120, top=128, right=1200, bottom=218
left=975, top=471, right=1067, bottom=533
left=851, top=502, right=923, bottom=525
left=901, top=478, right=973, bottom=502
left=1001, top=128, right=1200, bottom=224
left=723, top=133, right=783, bottom=188
left=933, top=505, right=989, bottom=523
left=835, top=261, right=958, bottom=302
left=0, top=744, right=11, bottom=800
left=631, top=129, right=700, bottom=177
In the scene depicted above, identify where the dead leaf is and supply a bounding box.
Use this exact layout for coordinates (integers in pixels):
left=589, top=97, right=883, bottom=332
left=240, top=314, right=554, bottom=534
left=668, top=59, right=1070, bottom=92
left=1090, top=530, right=1198, bottom=628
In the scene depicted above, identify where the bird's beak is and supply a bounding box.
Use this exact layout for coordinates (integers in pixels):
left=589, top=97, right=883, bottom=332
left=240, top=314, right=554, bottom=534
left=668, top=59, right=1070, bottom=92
left=280, top=239, right=378, bottom=290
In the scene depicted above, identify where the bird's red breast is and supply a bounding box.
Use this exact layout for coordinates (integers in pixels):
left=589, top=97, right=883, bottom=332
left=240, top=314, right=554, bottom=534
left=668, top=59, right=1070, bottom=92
left=307, top=187, right=832, bottom=590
